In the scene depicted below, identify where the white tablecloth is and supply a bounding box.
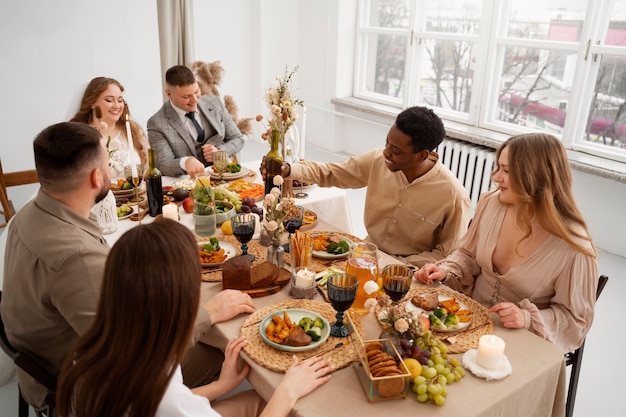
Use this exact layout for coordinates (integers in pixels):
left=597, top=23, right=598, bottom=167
left=104, top=161, right=354, bottom=246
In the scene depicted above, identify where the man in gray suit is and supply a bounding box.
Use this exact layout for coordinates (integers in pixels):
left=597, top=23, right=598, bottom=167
left=147, top=65, right=245, bottom=177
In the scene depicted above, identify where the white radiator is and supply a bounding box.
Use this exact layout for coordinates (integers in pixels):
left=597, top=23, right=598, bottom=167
left=436, top=138, right=496, bottom=215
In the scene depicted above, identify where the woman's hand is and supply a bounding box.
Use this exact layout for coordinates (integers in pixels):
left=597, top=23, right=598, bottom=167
left=414, top=263, right=446, bottom=284
left=490, top=302, right=525, bottom=328
left=261, top=355, right=334, bottom=417
left=193, top=337, right=250, bottom=401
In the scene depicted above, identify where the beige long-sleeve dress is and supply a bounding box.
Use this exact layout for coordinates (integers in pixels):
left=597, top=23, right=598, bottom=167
left=440, top=190, right=598, bottom=353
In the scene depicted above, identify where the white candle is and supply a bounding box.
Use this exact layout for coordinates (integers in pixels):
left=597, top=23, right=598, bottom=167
left=295, top=268, right=315, bottom=288
left=125, top=114, right=137, bottom=178
left=299, top=106, right=306, bottom=160
left=476, top=335, right=506, bottom=369
left=162, top=203, right=178, bottom=221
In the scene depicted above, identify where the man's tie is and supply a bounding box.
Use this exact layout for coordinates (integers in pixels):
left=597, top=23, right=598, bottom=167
left=185, top=112, right=205, bottom=142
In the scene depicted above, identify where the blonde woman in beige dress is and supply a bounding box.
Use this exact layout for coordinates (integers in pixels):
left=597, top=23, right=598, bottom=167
left=416, top=133, right=598, bottom=354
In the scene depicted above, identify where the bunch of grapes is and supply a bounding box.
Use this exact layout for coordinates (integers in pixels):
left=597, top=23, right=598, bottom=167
left=403, top=331, right=466, bottom=406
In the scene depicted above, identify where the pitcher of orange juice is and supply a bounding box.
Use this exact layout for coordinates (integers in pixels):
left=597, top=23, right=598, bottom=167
left=346, top=241, right=379, bottom=315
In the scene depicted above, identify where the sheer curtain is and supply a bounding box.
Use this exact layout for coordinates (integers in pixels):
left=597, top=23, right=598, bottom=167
left=156, top=0, right=195, bottom=96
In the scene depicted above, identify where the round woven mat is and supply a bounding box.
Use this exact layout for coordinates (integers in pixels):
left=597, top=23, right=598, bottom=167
left=198, top=235, right=268, bottom=282
left=240, top=299, right=364, bottom=373
left=394, top=286, right=494, bottom=354
left=284, top=231, right=363, bottom=273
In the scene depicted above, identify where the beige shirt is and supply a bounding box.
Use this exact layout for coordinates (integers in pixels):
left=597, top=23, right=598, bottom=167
left=290, top=149, right=470, bottom=266
left=440, top=190, right=598, bottom=353
left=1, top=190, right=109, bottom=407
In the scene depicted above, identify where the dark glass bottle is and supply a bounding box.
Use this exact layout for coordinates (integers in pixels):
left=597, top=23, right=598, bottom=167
left=145, top=148, right=163, bottom=217
left=264, top=129, right=283, bottom=195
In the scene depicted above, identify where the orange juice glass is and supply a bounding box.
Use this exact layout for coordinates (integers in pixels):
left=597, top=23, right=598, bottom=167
left=346, top=242, right=378, bottom=315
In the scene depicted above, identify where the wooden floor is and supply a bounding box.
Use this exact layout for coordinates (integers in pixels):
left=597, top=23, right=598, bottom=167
left=0, top=139, right=622, bottom=417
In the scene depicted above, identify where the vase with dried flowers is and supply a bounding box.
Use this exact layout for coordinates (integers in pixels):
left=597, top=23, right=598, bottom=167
left=257, top=65, right=303, bottom=196
left=259, top=175, right=298, bottom=267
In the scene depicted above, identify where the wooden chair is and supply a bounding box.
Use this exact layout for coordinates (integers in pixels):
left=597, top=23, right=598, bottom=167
left=0, top=159, right=38, bottom=227
left=0, top=291, right=57, bottom=417
left=565, top=275, right=608, bottom=417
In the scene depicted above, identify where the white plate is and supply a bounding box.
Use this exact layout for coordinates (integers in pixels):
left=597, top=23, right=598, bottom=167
left=198, top=241, right=237, bottom=267
left=259, top=309, right=330, bottom=352
left=405, top=295, right=472, bottom=333
left=117, top=206, right=134, bottom=220
left=311, top=234, right=353, bottom=259
left=207, top=166, right=250, bottom=180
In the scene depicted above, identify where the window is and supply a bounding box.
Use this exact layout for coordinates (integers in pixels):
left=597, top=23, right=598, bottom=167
left=355, top=0, right=626, bottom=163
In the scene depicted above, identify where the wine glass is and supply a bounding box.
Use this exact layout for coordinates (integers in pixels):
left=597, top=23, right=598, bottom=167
left=283, top=205, right=304, bottom=234
left=124, top=164, right=144, bottom=221
left=294, top=179, right=308, bottom=198
left=232, top=214, right=256, bottom=261
left=327, top=273, right=358, bottom=337
left=283, top=205, right=304, bottom=252
left=381, top=264, right=413, bottom=303
left=212, top=150, right=229, bottom=184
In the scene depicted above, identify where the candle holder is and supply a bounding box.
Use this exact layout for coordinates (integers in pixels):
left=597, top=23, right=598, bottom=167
left=289, top=267, right=317, bottom=299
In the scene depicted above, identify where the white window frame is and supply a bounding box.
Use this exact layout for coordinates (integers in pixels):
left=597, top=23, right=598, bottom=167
left=354, top=0, right=626, bottom=164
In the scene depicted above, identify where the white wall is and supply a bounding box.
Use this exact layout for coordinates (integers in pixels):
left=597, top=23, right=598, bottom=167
left=0, top=0, right=162, bottom=208
left=1, top=0, right=625, bottom=259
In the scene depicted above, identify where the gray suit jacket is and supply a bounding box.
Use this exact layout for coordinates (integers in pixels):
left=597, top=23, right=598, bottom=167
left=147, top=95, right=245, bottom=176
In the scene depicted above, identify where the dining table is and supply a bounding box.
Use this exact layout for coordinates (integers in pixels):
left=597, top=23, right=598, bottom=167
left=197, top=216, right=567, bottom=417
left=0, top=169, right=567, bottom=416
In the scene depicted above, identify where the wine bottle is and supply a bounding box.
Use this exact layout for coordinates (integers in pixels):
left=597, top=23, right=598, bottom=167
left=264, top=129, right=283, bottom=195
left=145, top=148, right=163, bottom=217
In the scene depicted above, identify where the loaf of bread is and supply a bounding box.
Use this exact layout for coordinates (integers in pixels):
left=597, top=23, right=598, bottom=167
left=250, top=262, right=279, bottom=288
left=221, top=255, right=251, bottom=290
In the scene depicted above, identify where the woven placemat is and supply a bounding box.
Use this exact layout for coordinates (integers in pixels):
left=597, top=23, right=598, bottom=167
left=240, top=299, right=364, bottom=373
left=198, top=235, right=268, bottom=282
left=284, top=231, right=363, bottom=273
left=398, top=286, right=493, bottom=354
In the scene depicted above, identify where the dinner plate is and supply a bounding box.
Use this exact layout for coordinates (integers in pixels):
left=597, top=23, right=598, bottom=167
left=311, top=234, right=353, bottom=259
left=292, top=180, right=317, bottom=191
left=299, top=209, right=318, bottom=232
left=259, top=309, right=330, bottom=352
left=117, top=206, right=134, bottom=220
left=207, top=166, right=250, bottom=180
left=198, top=241, right=237, bottom=267
left=405, top=295, right=472, bottom=333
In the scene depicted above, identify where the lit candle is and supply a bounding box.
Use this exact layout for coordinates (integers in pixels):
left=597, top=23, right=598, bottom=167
left=299, top=106, right=306, bottom=160
left=476, top=335, right=506, bottom=369
left=295, top=268, right=315, bottom=288
left=125, top=114, right=137, bottom=178
left=162, top=203, right=178, bottom=221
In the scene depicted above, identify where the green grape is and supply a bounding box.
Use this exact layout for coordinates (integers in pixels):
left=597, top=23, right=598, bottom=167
left=427, top=359, right=435, bottom=367
left=413, top=376, right=426, bottom=386
left=434, top=364, right=446, bottom=374
left=417, top=393, right=429, bottom=403
left=449, top=357, right=461, bottom=367
left=416, top=383, right=428, bottom=395
left=433, top=394, right=446, bottom=406
left=432, top=354, right=444, bottom=365
left=438, top=343, right=448, bottom=355
left=455, top=366, right=466, bottom=377
left=446, top=373, right=455, bottom=384
left=422, top=366, right=437, bottom=379
left=441, top=384, right=448, bottom=396
left=428, top=383, right=442, bottom=395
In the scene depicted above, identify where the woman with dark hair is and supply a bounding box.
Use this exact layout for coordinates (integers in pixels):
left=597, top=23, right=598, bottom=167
left=56, top=219, right=334, bottom=417
left=70, top=76, right=148, bottom=178
left=416, top=133, right=598, bottom=353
